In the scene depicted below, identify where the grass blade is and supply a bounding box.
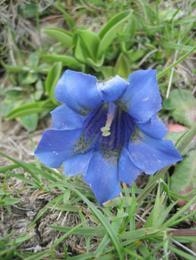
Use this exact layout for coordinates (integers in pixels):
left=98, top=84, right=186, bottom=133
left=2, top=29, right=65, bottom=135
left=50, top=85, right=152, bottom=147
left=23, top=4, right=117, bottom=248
left=72, top=188, right=124, bottom=260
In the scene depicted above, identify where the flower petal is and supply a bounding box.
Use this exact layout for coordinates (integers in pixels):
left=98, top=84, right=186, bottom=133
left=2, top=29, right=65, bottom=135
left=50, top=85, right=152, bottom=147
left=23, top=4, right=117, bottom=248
left=51, top=104, right=86, bottom=130
left=137, top=115, right=168, bottom=139
left=120, top=70, right=162, bottom=123
left=55, top=70, right=103, bottom=113
left=34, top=129, right=82, bottom=168
left=128, top=135, right=182, bottom=174
left=63, top=151, right=93, bottom=176
left=118, top=148, right=141, bottom=184
left=84, top=151, right=121, bottom=204
left=98, top=76, right=128, bottom=102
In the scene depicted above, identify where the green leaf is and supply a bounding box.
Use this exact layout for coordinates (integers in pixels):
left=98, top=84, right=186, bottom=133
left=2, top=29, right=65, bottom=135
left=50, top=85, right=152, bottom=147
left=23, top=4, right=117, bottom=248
left=19, top=113, right=39, bottom=131
left=170, top=246, right=196, bottom=260
left=44, top=27, right=73, bottom=47
left=100, top=66, right=114, bottom=78
left=145, top=183, right=171, bottom=228
left=19, top=72, right=38, bottom=85
left=127, top=49, right=145, bottom=62
left=0, top=196, right=20, bottom=206
left=175, top=123, right=196, bottom=154
left=45, top=62, right=62, bottom=102
left=50, top=225, right=104, bottom=237
left=86, top=56, right=104, bottom=67
left=42, top=54, right=82, bottom=70
left=166, top=131, right=185, bottom=145
left=98, top=11, right=131, bottom=56
left=115, top=53, right=130, bottom=78
left=34, top=80, right=44, bottom=100
left=121, top=227, right=163, bottom=243
left=72, top=188, right=124, bottom=260
left=18, top=2, right=38, bottom=18
left=2, top=63, right=30, bottom=73
left=6, top=100, right=54, bottom=119
left=74, top=29, right=101, bottom=65
left=28, top=52, right=39, bottom=67
left=163, top=195, right=196, bottom=227
left=165, top=89, right=196, bottom=126
left=171, top=150, right=196, bottom=193
left=0, top=164, right=19, bottom=173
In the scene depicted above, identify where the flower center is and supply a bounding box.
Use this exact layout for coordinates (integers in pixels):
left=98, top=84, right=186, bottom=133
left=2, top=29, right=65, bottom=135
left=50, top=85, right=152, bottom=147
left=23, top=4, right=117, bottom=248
left=75, top=103, right=134, bottom=154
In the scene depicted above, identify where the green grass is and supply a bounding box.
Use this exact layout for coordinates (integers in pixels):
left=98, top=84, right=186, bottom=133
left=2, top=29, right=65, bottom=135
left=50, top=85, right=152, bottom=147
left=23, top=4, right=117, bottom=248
left=0, top=0, right=196, bottom=259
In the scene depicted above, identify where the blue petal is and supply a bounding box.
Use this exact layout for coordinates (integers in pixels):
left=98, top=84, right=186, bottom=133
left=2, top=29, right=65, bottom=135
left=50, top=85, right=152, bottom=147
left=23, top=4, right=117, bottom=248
left=63, top=151, right=93, bottom=176
left=118, top=148, right=141, bottom=184
left=34, top=129, right=82, bottom=168
left=98, top=76, right=128, bottom=102
left=137, top=115, right=168, bottom=139
left=120, top=70, right=162, bottom=123
left=128, top=135, right=182, bottom=174
left=51, top=104, right=86, bottom=130
left=55, top=70, right=103, bottom=113
left=84, top=151, right=121, bottom=204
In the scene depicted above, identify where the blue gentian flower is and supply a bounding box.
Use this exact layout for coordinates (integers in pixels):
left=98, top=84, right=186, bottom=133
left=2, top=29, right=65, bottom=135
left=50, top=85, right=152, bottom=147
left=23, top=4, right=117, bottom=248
left=35, top=69, right=182, bottom=204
